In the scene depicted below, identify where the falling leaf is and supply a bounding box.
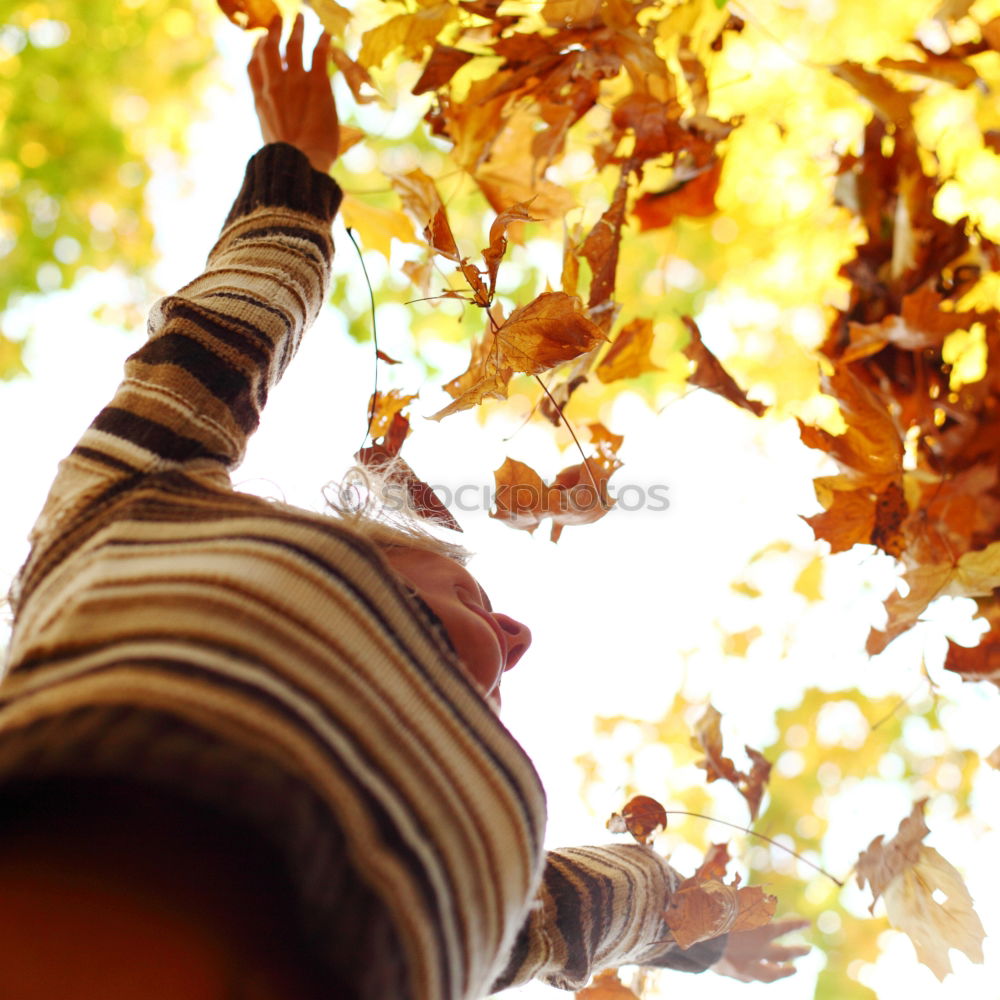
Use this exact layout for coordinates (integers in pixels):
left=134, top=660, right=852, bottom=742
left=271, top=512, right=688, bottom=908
left=985, top=745, right=1000, bottom=768
left=376, top=350, right=401, bottom=365
left=634, top=158, right=723, bottom=231
left=606, top=794, right=668, bottom=845
left=681, top=316, right=766, bottom=416
left=665, top=880, right=777, bottom=949
left=491, top=457, right=549, bottom=533
left=856, top=800, right=985, bottom=980
left=305, top=0, right=351, bottom=37
left=495, top=292, right=606, bottom=375
left=358, top=3, right=460, bottom=69
left=548, top=455, right=619, bottom=542
left=328, top=46, right=380, bottom=104
left=366, top=389, right=416, bottom=442
left=831, top=62, right=917, bottom=126
left=216, top=0, right=278, bottom=30
left=481, top=200, right=539, bottom=299
left=595, top=317, right=662, bottom=383
left=412, top=44, right=475, bottom=94
left=391, top=170, right=462, bottom=261
left=340, top=195, right=419, bottom=259
left=692, top=704, right=772, bottom=820
left=580, top=163, right=632, bottom=322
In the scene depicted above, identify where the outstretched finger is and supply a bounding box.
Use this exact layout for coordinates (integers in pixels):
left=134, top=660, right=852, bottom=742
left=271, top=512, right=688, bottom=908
left=260, top=15, right=283, bottom=86
left=310, top=32, right=331, bottom=77
left=286, top=11, right=304, bottom=73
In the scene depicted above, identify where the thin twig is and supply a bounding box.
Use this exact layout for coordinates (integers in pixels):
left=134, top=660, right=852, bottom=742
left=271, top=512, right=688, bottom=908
left=665, top=809, right=844, bottom=887
left=533, top=376, right=602, bottom=500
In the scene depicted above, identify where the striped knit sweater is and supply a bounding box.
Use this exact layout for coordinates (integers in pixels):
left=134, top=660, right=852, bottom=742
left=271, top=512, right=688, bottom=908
left=0, top=143, right=723, bottom=997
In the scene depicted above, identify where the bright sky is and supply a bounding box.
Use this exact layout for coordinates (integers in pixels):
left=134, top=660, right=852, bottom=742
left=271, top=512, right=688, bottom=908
left=3, top=11, right=1000, bottom=1000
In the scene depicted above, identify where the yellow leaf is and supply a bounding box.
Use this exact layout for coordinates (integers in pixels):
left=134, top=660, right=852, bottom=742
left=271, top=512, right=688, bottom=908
left=793, top=556, right=825, bottom=602
left=304, top=0, right=351, bottom=37
left=358, top=3, right=459, bottom=69
left=339, top=194, right=419, bottom=259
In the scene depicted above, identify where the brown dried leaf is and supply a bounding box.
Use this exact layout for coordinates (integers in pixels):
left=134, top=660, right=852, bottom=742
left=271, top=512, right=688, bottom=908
left=831, top=62, right=917, bottom=126
left=496, top=292, right=606, bottom=374
left=482, top=200, right=540, bottom=299
left=413, top=44, right=475, bottom=95
left=216, top=0, right=279, bottom=30
left=548, top=455, right=619, bottom=542
left=692, top=704, right=772, bottom=820
left=856, top=800, right=985, bottom=980
left=634, top=158, right=723, bottom=231
left=328, top=45, right=380, bottom=104
left=365, top=389, right=415, bottom=443
left=682, top=316, right=766, bottom=416
left=665, top=880, right=776, bottom=949
left=581, top=164, right=631, bottom=322
left=595, top=317, right=662, bottom=383
left=390, top=170, right=462, bottom=261
left=491, top=457, right=549, bottom=533
left=607, top=794, right=668, bottom=845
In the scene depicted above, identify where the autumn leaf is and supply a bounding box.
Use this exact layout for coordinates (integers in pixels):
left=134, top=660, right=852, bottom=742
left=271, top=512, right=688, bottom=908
left=390, top=170, right=462, bottom=261
left=856, top=800, right=985, bottom=980
left=481, top=200, right=539, bottom=300
left=633, top=158, right=723, bottom=232
left=606, top=794, right=667, bottom=845
left=491, top=457, right=549, bottom=533
left=692, top=704, right=772, bottom=820
left=216, top=0, right=278, bottom=30
left=358, top=2, right=460, bottom=69
left=495, top=292, right=606, bottom=375
left=328, top=45, right=380, bottom=104
left=366, top=389, right=416, bottom=442
left=376, top=350, right=401, bottom=365
left=340, top=194, right=419, bottom=259
left=595, top=317, right=662, bottom=383
left=305, top=0, right=351, bottom=38
left=412, top=44, right=475, bottom=95
left=682, top=317, right=766, bottom=417
left=581, top=163, right=632, bottom=324
left=548, top=454, right=620, bottom=542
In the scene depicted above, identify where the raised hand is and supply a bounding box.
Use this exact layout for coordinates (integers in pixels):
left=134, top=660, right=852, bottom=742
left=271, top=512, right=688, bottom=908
left=712, top=917, right=811, bottom=983
left=247, top=13, right=339, bottom=174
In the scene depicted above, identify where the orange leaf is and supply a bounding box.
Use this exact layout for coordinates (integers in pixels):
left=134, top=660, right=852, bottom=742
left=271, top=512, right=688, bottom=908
left=216, top=0, right=278, bottom=30
left=665, top=880, right=776, bottom=949
left=692, top=704, right=772, bottom=821
left=491, top=457, right=549, bottom=534
left=548, top=455, right=619, bottom=542
left=390, top=170, right=462, bottom=261
left=496, top=291, right=605, bottom=374
left=412, top=44, right=475, bottom=94
left=595, top=317, right=662, bottom=383
left=619, top=794, right=667, bottom=845
left=580, top=164, right=631, bottom=321
left=376, top=349, right=401, bottom=365
left=481, top=200, right=540, bottom=299
left=634, top=158, right=723, bottom=231
left=328, top=45, right=380, bottom=104
left=682, top=316, right=765, bottom=417
left=366, top=389, right=416, bottom=443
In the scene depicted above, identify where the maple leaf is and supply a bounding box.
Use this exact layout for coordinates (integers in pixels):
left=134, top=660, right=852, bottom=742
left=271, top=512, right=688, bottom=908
left=605, top=794, right=667, bottom=845
left=216, top=0, right=278, bottom=30
left=681, top=317, right=766, bottom=417
left=491, top=457, right=549, bottom=534
left=339, top=194, right=418, bottom=259
left=856, top=800, right=985, bottom=980
left=328, top=46, right=380, bottom=104
left=634, top=158, right=723, bottom=231
left=664, top=838, right=778, bottom=950
left=304, top=0, right=351, bottom=38
left=581, top=163, right=632, bottom=325
left=595, top=317, right=662, bottom=384
left=412, top=44, right=474, bottom=95
left=365, top=389, right=416, bottom=443
left=692, top=704, right=772, bottom=821
left=390, top=170, right=462, bottom=261
left=481, top=200, right=539, bottom=300
left=495, top=292, right=606, bottom=374
left=548, top=454, right=620, bottom=542
left=358, top=3, right=460, bottom=69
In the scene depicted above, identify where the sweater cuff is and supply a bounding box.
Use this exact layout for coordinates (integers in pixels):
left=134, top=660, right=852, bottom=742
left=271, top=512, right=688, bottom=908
left=225, top=143, right=343, bottom=227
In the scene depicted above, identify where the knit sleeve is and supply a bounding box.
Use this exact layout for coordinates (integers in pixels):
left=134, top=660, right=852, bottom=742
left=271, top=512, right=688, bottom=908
left=492, top=844, right=726, bottom=992
left=31, top=143, right=341, bottom=537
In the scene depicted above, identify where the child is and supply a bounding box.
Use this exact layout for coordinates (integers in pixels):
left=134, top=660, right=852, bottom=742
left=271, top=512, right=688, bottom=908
left=0, top=15, right=804, bottom=999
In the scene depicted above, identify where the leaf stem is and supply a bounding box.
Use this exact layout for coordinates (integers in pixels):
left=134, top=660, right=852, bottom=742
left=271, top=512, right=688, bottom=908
left=533, top=376, right=602, bottom=500
left=345, top=226, right=379, bottom=453
left=665, top=810, right=844, bottom=887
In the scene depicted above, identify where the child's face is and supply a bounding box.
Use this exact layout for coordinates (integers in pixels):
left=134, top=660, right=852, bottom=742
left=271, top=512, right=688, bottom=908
left=384, top=548, right=531, bottom=712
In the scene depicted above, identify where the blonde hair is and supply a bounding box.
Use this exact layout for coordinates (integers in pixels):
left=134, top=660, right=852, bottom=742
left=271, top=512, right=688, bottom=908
left=322, top=462, right=471, bottom=565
